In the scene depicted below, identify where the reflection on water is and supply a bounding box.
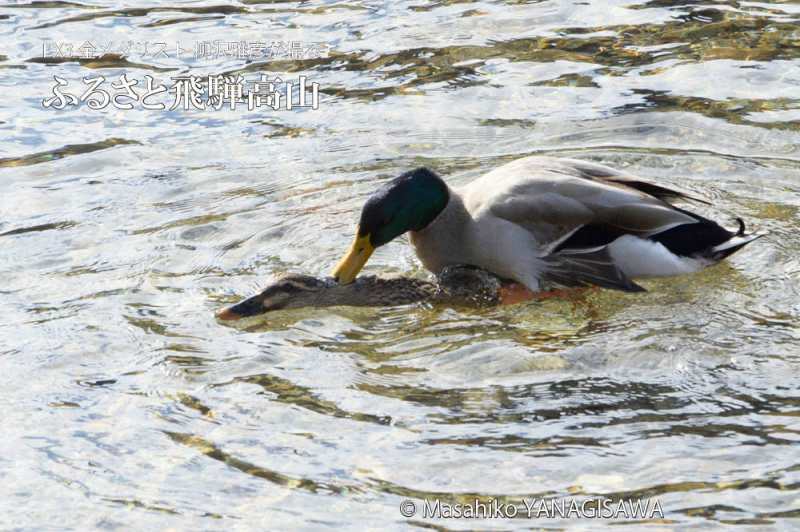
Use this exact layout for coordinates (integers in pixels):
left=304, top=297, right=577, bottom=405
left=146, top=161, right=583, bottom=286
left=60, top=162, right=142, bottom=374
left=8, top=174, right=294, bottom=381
left=1, top=0, right=799, bottom=528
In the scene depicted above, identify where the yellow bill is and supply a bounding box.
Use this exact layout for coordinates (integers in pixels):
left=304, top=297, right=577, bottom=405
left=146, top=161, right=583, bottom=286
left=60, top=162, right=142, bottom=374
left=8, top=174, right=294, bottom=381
left=332, top=232, right=374, bottom=284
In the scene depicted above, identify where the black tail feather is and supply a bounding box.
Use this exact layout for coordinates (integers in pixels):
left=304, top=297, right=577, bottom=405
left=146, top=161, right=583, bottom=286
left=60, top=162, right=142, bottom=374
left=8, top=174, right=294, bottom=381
left=650, top=216, right=732, bottom=258
left=709, top=230, right=764, bottom=261
left=647, top=212, right=761, bottom=261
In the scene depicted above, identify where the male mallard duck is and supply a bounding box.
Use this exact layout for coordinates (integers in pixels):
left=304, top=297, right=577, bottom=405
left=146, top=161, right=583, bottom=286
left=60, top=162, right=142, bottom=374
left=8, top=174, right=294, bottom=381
left=332, top=156, right=762, bottom=292
left=216, top=266, right=506, bottom=320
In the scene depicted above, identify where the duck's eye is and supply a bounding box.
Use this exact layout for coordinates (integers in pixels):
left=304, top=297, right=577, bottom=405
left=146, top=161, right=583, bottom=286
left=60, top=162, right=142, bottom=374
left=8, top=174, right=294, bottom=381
left=280, top=280, right=315, bottom=294
left=280, top=285, right=301, bottom=295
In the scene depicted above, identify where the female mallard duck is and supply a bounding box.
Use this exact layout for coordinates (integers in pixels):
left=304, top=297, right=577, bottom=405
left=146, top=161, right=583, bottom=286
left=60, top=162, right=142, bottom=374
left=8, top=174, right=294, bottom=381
left=332, top=156, right=762, bottom=292
left=216, top=266, right=507, bottom=320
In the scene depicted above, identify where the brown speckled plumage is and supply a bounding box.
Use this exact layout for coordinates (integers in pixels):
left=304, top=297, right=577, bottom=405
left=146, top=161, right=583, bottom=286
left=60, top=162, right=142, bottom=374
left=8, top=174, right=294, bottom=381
left=217, top=266, right=502, bottom=320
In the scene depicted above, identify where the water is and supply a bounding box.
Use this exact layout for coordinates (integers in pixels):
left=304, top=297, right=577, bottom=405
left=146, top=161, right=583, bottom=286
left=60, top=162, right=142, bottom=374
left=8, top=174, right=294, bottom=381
left=2, top=0, right=799, bottom=529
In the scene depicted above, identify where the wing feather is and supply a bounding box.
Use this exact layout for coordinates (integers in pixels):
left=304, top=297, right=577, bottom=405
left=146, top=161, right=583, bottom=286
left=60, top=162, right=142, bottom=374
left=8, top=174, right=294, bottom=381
left=569, top=159, right=711, bottom=205
left=462, top=156, right=699, bottom=249
left=541, top=246, right=646, bottom=293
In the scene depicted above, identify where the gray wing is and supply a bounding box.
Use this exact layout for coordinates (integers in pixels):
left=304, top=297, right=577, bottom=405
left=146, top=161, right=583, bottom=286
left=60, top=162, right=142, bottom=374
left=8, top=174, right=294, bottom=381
left=463, top=156, right=700, bottom=247
left=461, top=157, right=700, bottom=292
left=540, top=246, right=646, bottom=292
left=562, top=158, right=711, bottom=205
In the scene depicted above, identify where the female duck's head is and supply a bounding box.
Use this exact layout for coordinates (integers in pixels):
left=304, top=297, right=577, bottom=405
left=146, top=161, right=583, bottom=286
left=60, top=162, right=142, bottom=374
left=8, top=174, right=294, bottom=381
left=332, top=167, right=449, bottom=284
left=216, top=275, right=330, bottom=320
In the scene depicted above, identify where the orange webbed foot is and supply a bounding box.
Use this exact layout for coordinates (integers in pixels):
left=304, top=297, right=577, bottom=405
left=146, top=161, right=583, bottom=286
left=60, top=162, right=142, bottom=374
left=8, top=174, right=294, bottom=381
left=498, top=283, right=537, bottom=305
left=498, top=284, right=597, bottom=306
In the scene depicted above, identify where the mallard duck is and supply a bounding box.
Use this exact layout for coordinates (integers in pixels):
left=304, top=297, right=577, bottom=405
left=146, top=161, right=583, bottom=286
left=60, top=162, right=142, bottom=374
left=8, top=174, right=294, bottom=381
left=332, top=156, right=763, bottom=292
left=216, top=266, right=507, bottom=320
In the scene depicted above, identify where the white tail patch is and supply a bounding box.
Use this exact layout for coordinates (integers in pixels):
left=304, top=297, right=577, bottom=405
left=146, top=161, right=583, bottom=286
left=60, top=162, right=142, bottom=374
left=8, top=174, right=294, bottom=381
left=608, top=235, right=705, bottom=278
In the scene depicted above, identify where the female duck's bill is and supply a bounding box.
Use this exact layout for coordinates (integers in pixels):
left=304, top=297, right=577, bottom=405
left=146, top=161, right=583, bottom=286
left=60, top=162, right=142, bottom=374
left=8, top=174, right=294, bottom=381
left=216, top=298, right=261, bottom=321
